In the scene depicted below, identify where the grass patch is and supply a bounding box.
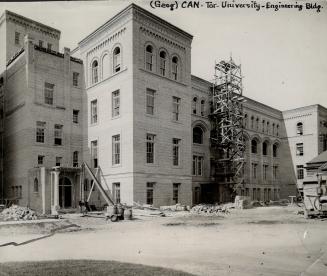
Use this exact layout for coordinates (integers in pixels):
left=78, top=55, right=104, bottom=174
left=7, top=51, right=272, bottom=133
left=0, top=260, right=196, bottom=276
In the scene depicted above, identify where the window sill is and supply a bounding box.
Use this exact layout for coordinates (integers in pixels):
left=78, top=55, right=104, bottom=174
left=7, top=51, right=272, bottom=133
left=112, top=164, right=122, bottom=168
left=145, top=113, right=158, bottom=119
left=172, top=119, right=182, bottom=124
left=146, top=163, right=159, bottom=167
left=112, top=115, right=121, bottom=120
left=139, top=68, right=187, bottom=87
left=87, top=67, right=127, bottom=89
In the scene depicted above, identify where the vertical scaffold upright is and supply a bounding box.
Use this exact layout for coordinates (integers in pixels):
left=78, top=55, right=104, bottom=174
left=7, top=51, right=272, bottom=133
left=210, top=58, right=245, bottom=201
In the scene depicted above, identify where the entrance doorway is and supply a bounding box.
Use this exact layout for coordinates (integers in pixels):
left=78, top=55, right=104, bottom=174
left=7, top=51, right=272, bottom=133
left=59, top=177, right=72, bottom=208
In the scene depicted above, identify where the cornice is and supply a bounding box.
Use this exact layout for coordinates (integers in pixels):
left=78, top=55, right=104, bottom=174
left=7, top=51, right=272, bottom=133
left=139, top=26, right=186, bottom=51
left=86, top=27, right=127, bottom=57
left=132, top=4, right=192, bottom=41
left=79, top=3, right=192, bottom=48
left=5, top=10, right=60, bottom=40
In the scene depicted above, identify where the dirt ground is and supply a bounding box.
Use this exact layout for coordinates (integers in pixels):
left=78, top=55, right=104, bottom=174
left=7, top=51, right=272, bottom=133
left=0, top=205, right=327, bottom=276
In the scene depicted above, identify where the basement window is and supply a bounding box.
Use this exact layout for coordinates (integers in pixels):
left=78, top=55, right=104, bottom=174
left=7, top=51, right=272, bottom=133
left=146, top=182, right=155, bottom=205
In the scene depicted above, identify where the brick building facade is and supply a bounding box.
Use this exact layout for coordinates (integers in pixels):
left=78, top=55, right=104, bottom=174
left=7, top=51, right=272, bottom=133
left=0, top=4, right=326, bottom=212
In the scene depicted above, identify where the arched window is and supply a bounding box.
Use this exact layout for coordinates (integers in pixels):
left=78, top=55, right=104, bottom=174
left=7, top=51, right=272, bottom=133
left=200, top=100, right=205, bottom=116
left=251, top=139, right=258, bottom=154
left=297, top=122, right=303, bottom=135
left=102, top=54, right=109, bottom=79
left=243, top=114, right=248, bottom=128
left=267, top=121, right=270, bottom=134
left=172, top=56, right=178, bottom=80
left=251, top=116, right=254, bottom=129
left=262, top=141, right=268, bottom=155
left=73, top=151, right=78, bottom=167
left=256, top=118, right=259, bottom=130
left=91, top=60, right=98, bottom=84
left=272, top=123, right=275, bottom=135
left=113, top=47, right=121, bottom=73
left=193, top=126, right=203, bottom=144
left=192, top=97, right=198, bottom=114
left=273, top=144, right=278, bottom=157
left=262, top=120, right=265, bottom=133
left=145, top=45, right=153, bottom=71
left=34, top=178, right=39, bottom=193
left=159, top=51, right=166, bottom=76
left=276, top=125, right=279, bottom=136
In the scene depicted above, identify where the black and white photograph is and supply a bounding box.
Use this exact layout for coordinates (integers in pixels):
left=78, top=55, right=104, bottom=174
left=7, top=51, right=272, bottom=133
left=0, top=0, right=326, bottom=275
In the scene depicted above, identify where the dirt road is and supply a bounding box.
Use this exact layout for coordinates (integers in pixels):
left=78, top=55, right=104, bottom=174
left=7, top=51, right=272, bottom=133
left=1, top=206, right=326, bottom=276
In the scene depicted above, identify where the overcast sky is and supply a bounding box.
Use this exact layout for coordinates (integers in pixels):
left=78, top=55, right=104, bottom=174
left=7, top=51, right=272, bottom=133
left=0, top=0, right=326, bottom=111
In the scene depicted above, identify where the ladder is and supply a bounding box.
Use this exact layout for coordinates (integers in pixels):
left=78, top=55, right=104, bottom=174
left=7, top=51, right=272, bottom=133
left=82, top=162, right=114, bottom=206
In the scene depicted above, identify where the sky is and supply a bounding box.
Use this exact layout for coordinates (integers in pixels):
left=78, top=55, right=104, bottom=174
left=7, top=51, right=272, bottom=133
left=0, top=0, right=326, bottom=111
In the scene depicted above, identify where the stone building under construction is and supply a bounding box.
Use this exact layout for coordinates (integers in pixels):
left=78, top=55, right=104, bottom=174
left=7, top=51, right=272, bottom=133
left=0, top=4, right=326, bottom=213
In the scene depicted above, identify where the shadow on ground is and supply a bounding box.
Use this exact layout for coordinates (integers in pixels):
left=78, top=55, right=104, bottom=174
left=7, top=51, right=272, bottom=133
left=0, top=260, right=197, bottom=276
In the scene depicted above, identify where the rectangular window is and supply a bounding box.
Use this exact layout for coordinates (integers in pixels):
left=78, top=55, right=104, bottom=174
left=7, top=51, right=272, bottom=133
left=146, top=182, right=155, bottom=205
left=160, top=57, right=166, bottom=76
left=112, top=135, right=121, bottom=165
left=55, top=157, right=62, bottom=167
left=54, top=124, right=63, bottom=145
left=146, top=52, right=153, bottom=71
left=91, top=140, right=98, bottom=168
left=112, top=90, right=120, bottom=118
left=172, top=96, right=180, bottom=121
left=36, top=121, right=46, bottom=143
left=113, top=182, right=121, bottom=204
left=73, top=72, right=79, bottom=87
left=146, top=134, right=155, bottom=164
left=296, top=143, right=304, bottom=156
left=91, top=100, right=98, bottom=124
left=73, top=110, right=79, bottom=124
left=173, top=183, right=180, bottom=204
left=297, top=165, right=304, bottom=180
left=39, top=40, right=43, bottom=48
left=273, top=165, right=278, bottom=180
left=73, top=151, right=78, bottom=167
left=252, top=163, right=257, bottom=179
left=47, top=43, right=52, bottom=51
left=172, top=63, right=178, bottom=80
left=197, top=156, right=203, bottom=176
left=15, top=32, right=20, bottom=45
left=263, top=164, right=268, bottom=180
left=192, top=156, right=196, bottom=175
left=146, top=89, right=155, bottom=115
left=38, top=155, right=44, bottom=165
left=172, top=138, right=180, bottom=166
left=44, top=82, right=54, bottom=105
left=192, top=155, right=204, bottom=176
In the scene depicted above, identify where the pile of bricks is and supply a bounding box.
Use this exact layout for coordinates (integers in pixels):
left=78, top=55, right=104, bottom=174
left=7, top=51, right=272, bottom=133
left=1, top=205, right=38, bottom=221
left=190, top=203, right=234, bottom=216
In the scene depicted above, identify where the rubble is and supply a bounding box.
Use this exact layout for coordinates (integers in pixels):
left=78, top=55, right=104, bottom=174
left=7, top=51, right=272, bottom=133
left=190, top=203, right=235, bottom=216
left=1, top=205, right=38, bottom=221
left=133, top=202, right=165, bottom=217
left=160, top=204, right=189, bottom=211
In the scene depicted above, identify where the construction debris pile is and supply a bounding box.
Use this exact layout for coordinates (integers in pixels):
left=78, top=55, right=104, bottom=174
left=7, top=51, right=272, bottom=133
left=190, top=203, right=235, bottom=216
left=1, top=205, right=38, bottom=221
left=160, top=204, right=189, bottom=211
left=133, top=202, right=166, bottom=217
